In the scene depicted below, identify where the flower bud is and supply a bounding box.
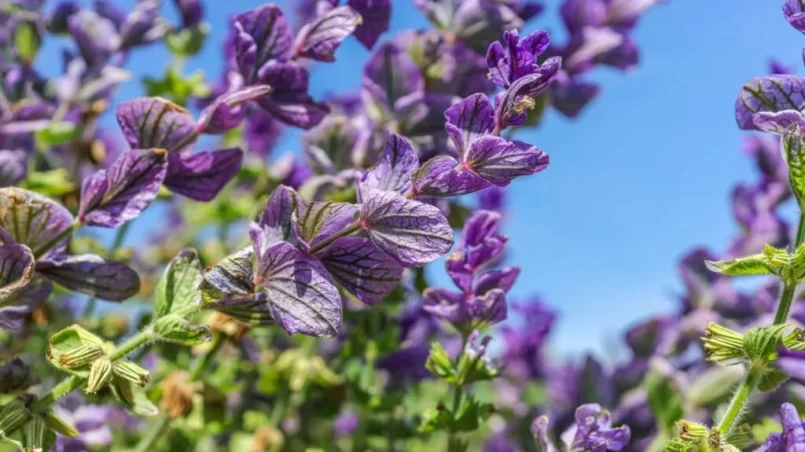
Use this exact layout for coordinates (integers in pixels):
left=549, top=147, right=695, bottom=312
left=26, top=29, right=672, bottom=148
left=86, top=357, right=113, bottom=394
left=42, top=408, right=78, bottom=437
left=114, top=361, right=151, bottom=387
left=23, top=416, right=45, bottom=450
left=675, top=420, right=707, bottom=443
left=0, top=397, right=31, bottom=437
left=159, top=372, right=195, bottom=419
left=702, top=323, right=745, bottom=364
left=783, top=328, right=805, bottom=351
left=57, top=345, right=104, bottom=369
left=110, top=376, right=136, bottom=408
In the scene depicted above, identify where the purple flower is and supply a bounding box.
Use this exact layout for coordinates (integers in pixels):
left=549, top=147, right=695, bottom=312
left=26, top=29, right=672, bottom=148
left=784, top=0, right=805, bottom=34
left=754, top=403, right=805, bottom=451
left=116, top=97, right=244, bottom=201
left=423, top=211, right=518, bottom=331
left=172, top=0, right=203, bottom=29
left=533, top=404, right=631, bottom=452
left=735, top=74, right=805, bottom=132
left=0, top=188, right=140, bottom=307
left=486, top=30, right=560, bottom=92
left=332, top=410, right=359, bottom=438
left=52, top=394, right=132, bottom=452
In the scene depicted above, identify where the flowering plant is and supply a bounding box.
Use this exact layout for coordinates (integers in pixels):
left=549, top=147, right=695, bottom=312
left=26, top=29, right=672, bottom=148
left=15, top=0, right=797, bottom=451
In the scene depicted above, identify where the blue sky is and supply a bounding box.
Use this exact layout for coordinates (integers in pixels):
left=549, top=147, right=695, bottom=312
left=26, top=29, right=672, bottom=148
left=43, top=0, right=804, bottom=357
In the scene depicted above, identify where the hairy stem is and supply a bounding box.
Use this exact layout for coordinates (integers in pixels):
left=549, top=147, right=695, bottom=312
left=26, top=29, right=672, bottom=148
left=715, top=214, right=805, bottom=434
left=134, top=333, right=226, bottom=451
left=717, top=364, right=764, bottom=435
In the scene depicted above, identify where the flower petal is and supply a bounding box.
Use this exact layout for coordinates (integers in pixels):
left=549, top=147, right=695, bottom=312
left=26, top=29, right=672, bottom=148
left=79, top=149, right=168, bottom=228
left=0, top=187, right=74, bottom=258
left=359, top=190, right=454, bottom=267
left=466, top=136, right=549, bottom=186
left=255, top=241, right=341, bottom=337
left=363, top=42, right=424, bottom=109
left=233, top=4, right=293, bottom=82
left=37, top=254, right=140, bottom=301
left=0, top=244, right=34, bottom=306
left=360, top=133, right=419, bottom=197
left=444, top=94, right=494, bottom=155
left=735, top=75, right=805, bottom=130
left=412, top=155, right=491, bottom=197
left=348, top=0, right=391, bottom=49
left=292, top=201, right=358, bottom=251
left=164, top=148, right=243, bottom=201
left=294, top=5, right=361, bottom=62
left=116, top=98, right=197, bottom=152
left=254, top=61, right=329, bottom=129
left=319, top=236, right=403, bottom=305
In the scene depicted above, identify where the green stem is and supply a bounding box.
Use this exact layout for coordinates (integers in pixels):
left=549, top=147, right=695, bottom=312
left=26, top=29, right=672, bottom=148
left=717, top=364, right=764, bottom=434
left=109, top=329, right=155, bottom=360
left=133, top=333, right=226, bottom=451
left=715, top=213, right=805, bottom=434
left=110, top=221, right=132, bottom=252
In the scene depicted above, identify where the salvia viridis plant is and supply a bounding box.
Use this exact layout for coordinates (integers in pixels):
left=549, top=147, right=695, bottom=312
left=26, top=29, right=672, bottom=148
left=22, top=0, right=805, bottom=450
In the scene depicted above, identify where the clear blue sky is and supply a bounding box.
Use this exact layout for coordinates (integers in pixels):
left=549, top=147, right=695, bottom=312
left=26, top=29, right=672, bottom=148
left=42, top=1, right=803, bottom=357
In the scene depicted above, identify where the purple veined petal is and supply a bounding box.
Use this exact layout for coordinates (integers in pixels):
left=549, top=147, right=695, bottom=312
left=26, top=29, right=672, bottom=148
left=445, top=94, right=495, bottom=155
left=359, top=189, right=454, bottom=267
left=254, top=185, right=301, bottom=252
left=493, top=73, right=544, bottom=131
left=255, top=241, right=342, bottom=337
left=67, top=9, right=120, bottom=68
left=360, top=133, right=419, bottom=197
left=293, top=5, right=361, bottom=62
left=486, top=40, right=509, bottom=89
left=78, top=149, right=168, bottom=228
left=347, top=0, right=391, bottom=49
left=318, top=236, right=403, bottom=305
left=163, top=148, right=243, bottom=201
left=445, top=253, right=474, bottom=294
left=0, top=244, right=34, bottom=306
left=363, top=41, right=424, bottom=110
left=784, top=0, right=805, bottom=33
left=752, top=110, right=805, bottom=135
left=778, top=349, right=805, bottom=385
left=116, top=98, right=197, bottom=152
left=466, top=136, right=549, bottom=186
left=551, top=77, right=600, bottom=118
left=0, top=305, right=30, bottom=330
left=469, top=288, right=507, bottom=326
left=735, top=75, right=805, bottom=130
left=486, top=29, right=551, bottom=88
left=0, top=187, right=75, bottom=258
left=292, top=201, right=358, bottom=251
left=422, top=287, right=468, bottom=325
left=197, top=85, right=272, bottom=134
left=254, top=60, right=329, bottom=129
left=204, top=293, right=274, bottom=325
left=473, top=266, right=520, bottom=296
left=199, top=247, right=256, bottom=302
left=0, top=150, right=29, bottom=187
left=36, top=254, right=140, bottom=301
left=233, top=4, right=293, bottom=83
left=412, top=155, right=491, bottom=197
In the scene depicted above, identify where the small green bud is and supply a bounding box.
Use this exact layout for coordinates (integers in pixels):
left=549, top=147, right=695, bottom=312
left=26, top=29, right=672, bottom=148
left=763, top=244, right=790, bottom=270
left=0, top=397, right=31, bottom=437
left=23, top=416, right=45, bottom=451
left=662, top=440, right=690, bottom=452
left=110, top=375, right=136, bottom=409
left=708, top=429, right=722, bottom=451
left=705, top=252, right=775, bottom=277
left=42, top=408, right=78, bottom=438
left=86, top=357, right=113, bottom=394
left=57, top=345, right=104, bottom=369
left=702, top=323, right=746, bottom=364
left=675, top=420, right=707, bottom=443
left=724, top=423, right=754, bottom=449
left=425, top=341, right=457, bottom=383
left=783, top=328, right=805, bottom=351
left=113, top=361, right=150, bottom=387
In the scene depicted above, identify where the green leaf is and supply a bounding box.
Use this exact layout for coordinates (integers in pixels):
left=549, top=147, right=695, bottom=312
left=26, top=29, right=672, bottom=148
left=42, top=408, right=78, bottom=437
left=45, top=325, right=107, bottom=377
left=704, top=254, right=774, bottom=276
left=662, top=440, right=692, bottom=452
left=155, top=249, right=203, bottom=318
left=758, top=367, right=789, bottom=392
left=153, top=314, right=211, bottom=345
left=0, top=398, right=30, bottom=438
left=110, top=376, right=158, bottom=416
left=425, top=341, right=456, bottom=383
left=451, top=396, right=493, bottom=433
left=645, top=359, right=685, bottom=434
left=686, top=365, right=743, bottom=406
left=456, top=346, right=499, bottom=385
left=13, top=21, right=40, bottom=63
left=34, top=122, right=78, bottom=147
left=743, top=324, right=788, bottom=362
left=784, top=128, right=805, bottom=209
left=166, top=24, right=209, bottom=57
left=20, top=169, right=76, bottom=197
left=418, top=407, right=452, bottom=433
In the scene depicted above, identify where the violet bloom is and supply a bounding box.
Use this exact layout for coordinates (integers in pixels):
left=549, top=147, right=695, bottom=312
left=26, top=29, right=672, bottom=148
left=486, top=30, right=561, bottom=94
left=501, top=298, right=557, bottom=378
left=533, top=404, right=631, bottom=452
left=52, top=394, right=132, bottom=452
left=424, top=210, right=517, bottom=331
left=754, top=403, right=805, bottom=451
